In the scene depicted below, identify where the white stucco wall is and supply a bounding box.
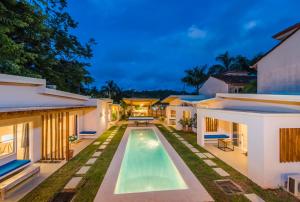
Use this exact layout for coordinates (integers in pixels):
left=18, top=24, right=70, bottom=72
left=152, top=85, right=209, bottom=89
left=0, top=85, right=87, bottom=108
left=197, top=107, right=300, bottom=188
left=199, top=77, right=229, bottom=97
left=257, top=29, right=300, bottom=94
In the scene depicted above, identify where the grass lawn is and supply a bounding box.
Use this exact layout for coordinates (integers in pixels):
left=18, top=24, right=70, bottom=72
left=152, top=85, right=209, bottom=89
left=20, top=125, right=127, bottom=202
left=156, top=124, right=298, bottom=202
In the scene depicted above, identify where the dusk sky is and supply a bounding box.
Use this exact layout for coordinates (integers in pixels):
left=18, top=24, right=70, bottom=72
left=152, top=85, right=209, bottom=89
left=67, top=0, right=300, bottom=91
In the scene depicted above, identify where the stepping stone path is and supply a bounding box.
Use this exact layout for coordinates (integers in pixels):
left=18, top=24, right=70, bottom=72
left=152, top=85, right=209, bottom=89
left=186, top=143, right=194, bottom=148
left=86, top=158, right=97, bottom=165
left=102, top=141, right=110, bottom=145
left=203, top=152, right=215, bottom=158
left=178, top=137, right=184, bottom=141
left=203, top=159, right=217, bottom=166
left=244, top=194, right=265, bottom=202
left=93, top=142, right=101, bottom=145
left=189, top=147, right=199, bottom=153
left=213, top=167, right=230, bottom=177
left=64, top=177, right=82, bottom=191
left=181, top=141, right=188, bottom=145
left=195, top=153, right=207, bottom=158
left=99, top=145, right=107, bottom=150
left=76, top=166, right=91, bottom=175
left=92, top=151, right=102, bottom=157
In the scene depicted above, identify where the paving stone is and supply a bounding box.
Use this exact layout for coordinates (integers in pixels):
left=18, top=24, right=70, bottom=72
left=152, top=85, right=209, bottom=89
left=64, top=177, right=82, bottom=191
left=189, top=147, right=199, bottom=153
left=244, top=194, right=265, bottom=202
left=213, top=167, right=230, bottom=176
left=203, top=152, right=215, bottom=158
left=92, top=151, right=102, bottom=157
left=86, top=158, right=97, bottom=165
left=174, top=134, right=180, bottom=138
left=99, top=145, right=107, bottom=150
left=195, top=153, right=207, bottom=158
left=76, top=166, right=91, bottom=175
left=93, top=142, right=101, bottom=145
left=181, top=141, right=188, bottom=145
left=102, top=141, right=110, bottom=145
left=186, top=143, right=194, bottom=148
left=178, top=137, right=184, bottom=141
left=203, top=159, right=217, bottom=166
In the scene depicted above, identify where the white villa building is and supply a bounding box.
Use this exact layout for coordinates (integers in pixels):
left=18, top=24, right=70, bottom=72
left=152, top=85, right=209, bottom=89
left=199, top=71, right=256, bottom=97
left=196, top=22, right=300, bottom=189
left=0, top=73, right=115, bottom=167
left=163, top=95, right=208, bottom=131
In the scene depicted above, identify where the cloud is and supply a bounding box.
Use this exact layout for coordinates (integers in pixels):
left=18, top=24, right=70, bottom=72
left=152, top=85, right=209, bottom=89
left=187, top=25, right=207, bottom=39
left=244, top=20, right=258, bottom=30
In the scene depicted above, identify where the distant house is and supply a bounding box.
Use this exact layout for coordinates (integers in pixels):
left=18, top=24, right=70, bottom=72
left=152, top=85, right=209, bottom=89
left=199, top=71, right=256, bottom=97
left=253, top=22, right=300, bottom=94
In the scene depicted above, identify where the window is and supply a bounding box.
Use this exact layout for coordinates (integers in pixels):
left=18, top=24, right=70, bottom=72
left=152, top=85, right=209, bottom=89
left=205, top=117, right=218, bottom=132
left=183, top=111, right=191, bottom=120
left=0, top=125, right=16, bottom=158
left=170, top=110, right=176, bottom=118
left=279, top=128, right=300, bottom=163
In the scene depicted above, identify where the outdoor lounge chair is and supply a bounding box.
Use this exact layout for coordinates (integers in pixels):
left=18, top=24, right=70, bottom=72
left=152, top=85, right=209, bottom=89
left=0, top=165, right=40, bottom=200
left=79, top=131, right=97, bottom=139
left=204, top=134, right=229, bottom=144
left=0, top=160, right=31, bottom=180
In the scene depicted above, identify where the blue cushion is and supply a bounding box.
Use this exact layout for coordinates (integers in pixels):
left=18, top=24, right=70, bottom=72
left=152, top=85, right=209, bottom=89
left=0, top=160, right=30, bottom=177
left=204, top=134, right=229, bottom=139
left=80, top=131, right=96, bottom=134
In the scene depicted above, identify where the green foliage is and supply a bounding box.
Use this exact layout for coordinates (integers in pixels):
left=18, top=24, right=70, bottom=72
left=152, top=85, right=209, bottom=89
left=100, top=80, right=122, bottom=101
left=208, top=51, right=263, bottom=75
left=181, top=65, right=208, bottom=94
left=0, top=0, right=95, bottom=94
left=242, top=80, right=257, bottom=93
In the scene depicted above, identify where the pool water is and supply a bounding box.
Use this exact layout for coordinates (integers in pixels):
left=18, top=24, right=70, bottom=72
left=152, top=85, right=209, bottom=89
left=114, top=128, right=188, bottom=194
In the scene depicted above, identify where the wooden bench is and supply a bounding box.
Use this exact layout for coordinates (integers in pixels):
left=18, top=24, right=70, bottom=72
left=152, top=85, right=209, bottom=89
left=0, top=165, right=40, bottom=200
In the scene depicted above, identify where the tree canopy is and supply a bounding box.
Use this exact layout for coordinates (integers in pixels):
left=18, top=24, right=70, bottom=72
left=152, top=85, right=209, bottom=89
left=182, top=51, right=263, bottom=93
left=0, top=0, right=95, bottom=94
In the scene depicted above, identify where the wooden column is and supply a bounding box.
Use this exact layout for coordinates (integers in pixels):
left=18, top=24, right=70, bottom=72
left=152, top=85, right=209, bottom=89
left=41, top=115, right=45, bottom=160
left=66, top=112, right=70, bottom=161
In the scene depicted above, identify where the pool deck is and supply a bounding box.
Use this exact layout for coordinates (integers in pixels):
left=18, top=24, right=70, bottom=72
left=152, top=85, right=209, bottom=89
left=94, top=126, right=213, bottom=202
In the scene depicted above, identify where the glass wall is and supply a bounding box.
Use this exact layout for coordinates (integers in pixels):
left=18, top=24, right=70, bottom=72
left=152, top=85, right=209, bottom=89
left=0, top=125, right=15, bottom=158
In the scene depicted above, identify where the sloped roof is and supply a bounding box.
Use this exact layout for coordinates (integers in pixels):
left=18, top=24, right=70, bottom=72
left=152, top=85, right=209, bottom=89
left=252, top=22, right=300, bottom=68
left=212, top=74, right=256, bottom=85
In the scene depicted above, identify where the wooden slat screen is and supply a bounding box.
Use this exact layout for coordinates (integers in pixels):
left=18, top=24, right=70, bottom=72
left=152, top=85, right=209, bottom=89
left=41, top=112, right=71, bottom=161
left=279, top=128, right=300, bottom=163
left=205, top=117, right=218, bottom=132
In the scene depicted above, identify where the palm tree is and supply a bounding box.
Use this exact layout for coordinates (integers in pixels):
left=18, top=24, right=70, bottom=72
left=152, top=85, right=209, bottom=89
left=216, top=51, right=234, bottom=71
left=101, top=80, right=121, bottom=99
left=181, top=65, right=208, bottom=94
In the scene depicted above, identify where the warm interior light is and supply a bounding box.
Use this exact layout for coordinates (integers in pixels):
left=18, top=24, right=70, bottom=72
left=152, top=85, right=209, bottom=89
left=1, top=134, right=13, bottom=142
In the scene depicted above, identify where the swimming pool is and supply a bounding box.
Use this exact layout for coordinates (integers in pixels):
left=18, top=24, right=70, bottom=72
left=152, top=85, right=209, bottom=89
left=114, top=128, right=188, bottom=194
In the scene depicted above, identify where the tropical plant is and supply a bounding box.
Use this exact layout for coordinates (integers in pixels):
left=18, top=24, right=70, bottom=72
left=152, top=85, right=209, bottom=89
left=192, top=113, right=197, bottom=128
left=178, top=119, right=188, bottom=130
left=242, top=80, right=257, bottom=93
left=215, top=51, right=235, bottom=72
left=100, top=80, right=121, bottom=99
left=181, top=65, right=208, bottom=94
left=0, top=0, right=95, bottom=94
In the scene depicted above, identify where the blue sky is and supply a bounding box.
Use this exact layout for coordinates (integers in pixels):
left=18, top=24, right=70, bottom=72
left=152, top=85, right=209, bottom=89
left=67, top=0, right=300, bottom=91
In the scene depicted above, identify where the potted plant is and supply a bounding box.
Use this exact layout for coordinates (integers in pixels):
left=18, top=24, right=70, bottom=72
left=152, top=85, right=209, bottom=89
left=187, top=118, right=193, bottom=131
left=178, top=119, right=188, bottom=131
